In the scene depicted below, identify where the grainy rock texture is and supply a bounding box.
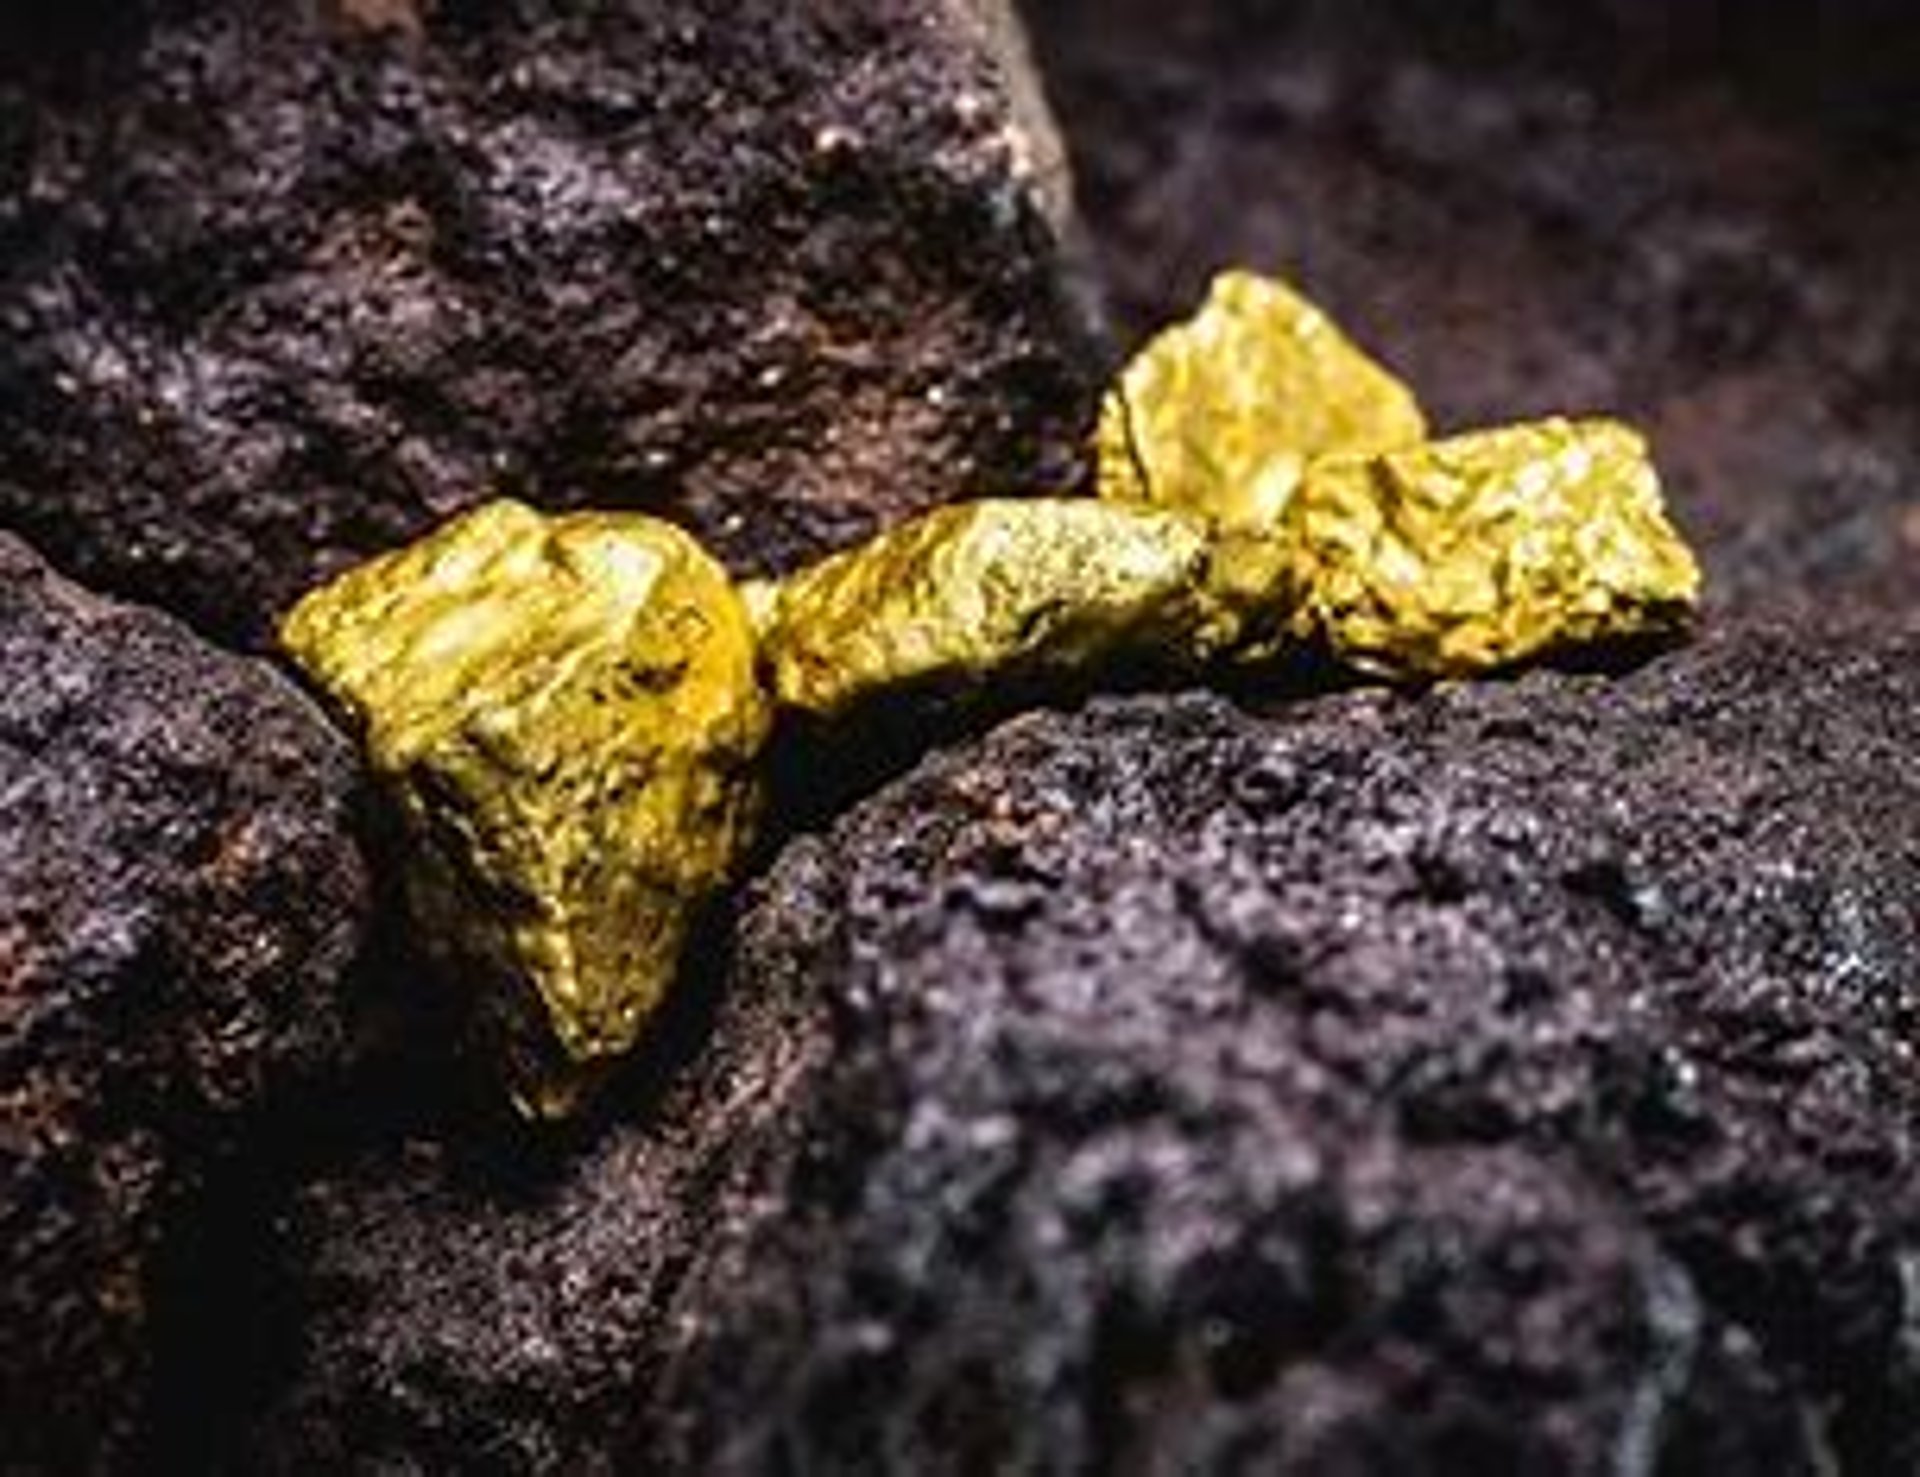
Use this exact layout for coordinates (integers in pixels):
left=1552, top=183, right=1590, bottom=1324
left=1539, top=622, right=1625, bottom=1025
left=654, top=612, right=1920, bottom=1474
left=239, top=917, right=825, bottom=1474
left=1021, top=0, right=1920, bottom=608
left=0, top=536, right=370, bottom=1469
left=245, top=612, right=1920, bottom=1473
left=0, top=0, right=1098, bottom=646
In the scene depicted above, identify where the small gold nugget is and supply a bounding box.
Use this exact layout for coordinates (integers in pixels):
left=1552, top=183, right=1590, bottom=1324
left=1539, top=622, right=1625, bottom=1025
left=1287, top=418, right=1702, bottom=678
left=1098, top=269, right=1427, bottom=531
left=757, top=499, right=1212, bottom=720
left=281, top=500, right=769, bottom=1118
left=1097, top=269, right=1428, bottom=655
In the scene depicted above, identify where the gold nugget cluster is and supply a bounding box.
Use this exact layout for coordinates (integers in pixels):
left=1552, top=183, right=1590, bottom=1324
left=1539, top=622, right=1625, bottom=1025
left=281, top=270, right=1700, bottom=1117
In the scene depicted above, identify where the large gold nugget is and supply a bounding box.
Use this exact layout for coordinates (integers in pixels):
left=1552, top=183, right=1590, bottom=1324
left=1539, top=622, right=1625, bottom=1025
left=1097, top=269, right=1428, bottom=531
left=759, top=499, right=1212, bottom=720
left=280, top=500, right=770, bottom=1117
left=1288, top=418, right=1702, bottom=678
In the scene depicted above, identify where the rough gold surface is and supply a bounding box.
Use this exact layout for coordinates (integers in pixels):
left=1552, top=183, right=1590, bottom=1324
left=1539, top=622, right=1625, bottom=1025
left=1097, top=269, right=1428, bottom=533
left=280, top=500, right=769, bottom=1117
left=759, top=499, right=1212, bottom=719
left=1287, top=418, right=1701, bottom=678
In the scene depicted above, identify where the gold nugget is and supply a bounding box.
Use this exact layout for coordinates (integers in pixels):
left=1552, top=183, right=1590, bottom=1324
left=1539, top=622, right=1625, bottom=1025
left=758, top=499, right=1212, bottom=720
left=1286, top=418, right=1701, bottom=678
left=1098, top=269, right=1428, bottom=531
left=1097, top=270, right=1429, bottom=656
left=280, top=500, right=769, bottom=1118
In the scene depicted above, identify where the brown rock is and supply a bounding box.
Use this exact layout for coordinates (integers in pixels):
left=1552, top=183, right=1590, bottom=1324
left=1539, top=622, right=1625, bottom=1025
left=0, top=536, right=370, bottom=1468
left=0, top=0, right=1100, bottom=647
left=651, top=608, right=1920, bottom=1472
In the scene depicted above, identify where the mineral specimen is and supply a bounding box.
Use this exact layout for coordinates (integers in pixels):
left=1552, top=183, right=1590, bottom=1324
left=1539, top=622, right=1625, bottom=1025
left=280, top=500, right=769, bottom=1118
left=1286, top=418, right=1702, bottom=677
left=1095, top=269, right=1430, bottom=656
left=1097, top=269, right=1428, bottom=531
left=1090, top=273, right=1701, bottom=672
left=756, top=499, right=1212, bottom=720
left=274, top=278, right=1703, bottom=1116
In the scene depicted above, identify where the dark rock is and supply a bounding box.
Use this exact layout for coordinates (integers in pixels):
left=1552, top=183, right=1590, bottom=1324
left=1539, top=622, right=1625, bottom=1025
left=0, top=535, right=370, bottom=1469
left=653, top=610, right=1920, bottom=1473
left=1020, top=0, right=1920, bottom=608
left=239, top=899, right=829, bottom=1474
left=248, top=610, right=1920, bottom=1472
left=0, top=0, right=1099, bottom=647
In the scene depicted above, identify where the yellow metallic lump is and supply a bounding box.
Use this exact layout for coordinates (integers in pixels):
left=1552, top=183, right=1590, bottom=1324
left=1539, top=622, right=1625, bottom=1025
left=1287, top=418, right=1701, bottom=678
left=280, top=500, right=769, bottom=1118
left=1098, top=269, right=1428, bottom=531
left=279, top=268, right=1703, bottom=1118
left=1096, top=268, right=1431, bottom=658
left=1097, top=269, right=1698, bottom=674
left=756, top=499, right=1212, bottom=720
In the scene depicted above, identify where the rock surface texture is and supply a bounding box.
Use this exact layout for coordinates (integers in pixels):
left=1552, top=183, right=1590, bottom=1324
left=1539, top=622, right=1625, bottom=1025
left=1023, top=0, right=1920, bottom=608
left=0, top=0, right=1097, bottom=646
left=0, top=536, right=370, bottom=1468
left=244, top=611, right=1920, bottom=1473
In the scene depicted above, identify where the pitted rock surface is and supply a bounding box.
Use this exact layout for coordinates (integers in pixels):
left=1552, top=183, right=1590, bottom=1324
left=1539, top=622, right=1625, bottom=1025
left=0, top=535, right=370, bottom=1468
left=238, top=902, right=828, bottom=1474
left=248, top=611, right=1920, bottom=1472
left=652, top=610, right=1920, bottom=1472
left=0, top=0, right=1097, bottom=646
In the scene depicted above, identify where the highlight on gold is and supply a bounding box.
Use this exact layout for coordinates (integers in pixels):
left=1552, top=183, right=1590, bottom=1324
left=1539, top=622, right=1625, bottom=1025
left=1097, top=269, right=1428, bottom=534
